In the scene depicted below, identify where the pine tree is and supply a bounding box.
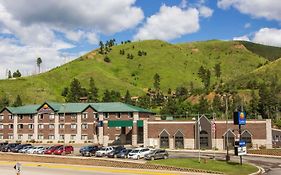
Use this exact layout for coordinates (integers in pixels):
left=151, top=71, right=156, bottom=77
left=13, top=95, right=22, bottom=107
left=124, top=90, right=132, bottom=104
left=153, top=73, right=160, bottom=91
left=102, top=89, right=111, bottom=102
left=110, top=90, right=121, bottom=102
left=99, top=41, right=104, bottom=54
left=37, top=57, right=42, bottom=73
left=198, top=96, right=209, bottom=114
left=212, top=94, right=222, bottom=113
left=61, top=87, right=69, bottom=97
left=0, top=94, right=10, bottom=109
left=88, top=78, right=99, bottom=102
left=8, top=70, right=12, bottom=79
left=214, top=63, right=221, bottom=79
left=66, top=78, right=84, bottom=102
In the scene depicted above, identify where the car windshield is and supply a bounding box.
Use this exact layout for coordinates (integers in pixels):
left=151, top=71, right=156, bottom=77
left=130, top=150, right=139, bottom=153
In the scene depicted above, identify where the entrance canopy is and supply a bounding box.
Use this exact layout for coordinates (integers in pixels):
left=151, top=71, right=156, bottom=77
left=108, top=120, right=143, bottom=127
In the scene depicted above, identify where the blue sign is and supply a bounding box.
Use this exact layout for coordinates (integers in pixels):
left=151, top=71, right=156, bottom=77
left=239, top=140, right=246, bottom=147
left=238, top=112, right=246, bottom=125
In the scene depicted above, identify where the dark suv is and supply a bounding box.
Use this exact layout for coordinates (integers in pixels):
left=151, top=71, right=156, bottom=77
left=107, top=146, right=126, bottom=158
left=1, top=143, right=20, bottom=152
left=11, top=144, right=32, bottom=153
left=80, top=146, right=99, bottom=157
left=144, top=149, right=168, bottom=160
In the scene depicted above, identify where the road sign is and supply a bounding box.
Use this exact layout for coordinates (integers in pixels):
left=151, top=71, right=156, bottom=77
left=235, top=146, right=247, bottom=156
left=233, top=111, right=246, bottom=125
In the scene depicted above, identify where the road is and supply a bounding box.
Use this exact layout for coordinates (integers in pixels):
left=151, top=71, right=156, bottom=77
left=0, top=161, right=209, bottom=175
left=169, top=151, right=281, bottom=175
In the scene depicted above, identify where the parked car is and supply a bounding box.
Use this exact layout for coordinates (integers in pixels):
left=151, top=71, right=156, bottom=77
left=1, top=143, right=20, bottom=152
left=128, top=148, right=151, bottom=160
left=0, top=142, right=9, bottom=151
left=116, top=148, right=132, bottom=158
left=107, top=146, right=126, bottom=158
left=80, top=146, right=99, bottom=157
left=95, top=146, right=114, bottom=157
left=11, top=144, right=32, bottom=153
left=53, top=146, right=74, bottom=155
left=19, top=145, right=33, bottom=153
left=44, top=145, right=63, bottom=154
left=144, top=149, right=168, bottom=160
left=27, top=146, right=44, bottom=154
left=37, top=146, right=51, bottom=154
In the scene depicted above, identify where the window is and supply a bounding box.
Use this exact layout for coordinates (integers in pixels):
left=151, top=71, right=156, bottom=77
left=0, top=135, right=3, bottom=139
left=28, top=124, right=33, bottom=129
left=94, top=113, right=99, bottom=119
left=129, top=113, right=133, bottom=118
left=82, top=113, right=88, bottom=119
left=49, top=114, right=55, bottom=120
left=8, top=135, right=14, bottom=139
left=81, top=124, right=88, bottom=129
left=18, top=124, right=24, bottom=129
left=81, top=135, right=88, bottom=140
left=39, top=114, right=44, bottom=120
left=116, top=127, right=121, bottom=130
left=59, top=114, right=65, bottom=120
left=0, top=115, right=3, bottom=120
left=38, top=135, right=44, bottom=140
left=59, top=135, right=65, bottom=140
left=71, top=124, right=77, bottom=129
left=9, top=115, right=14, bottom=120
left=48, top=135, right=55, bottom=140
left=59, top=124, right=64, bottom=129
left=0, top=124, right=3, bottom=129
left=9, top=124, right=13, bottom=129
left=19, top=115, right=23, bottom=120
left=104, top=113, right=109, bottom=119
left=28, top=135, right=33, bottom=140
left=18, top=134, right=23, bottom=140
left=49, top=124, right=55, bottom=129
left=29, top=115, right=34, bottom=120
left=71, top=114, right=77, bottom=120
left=117, top=113, right=121, bottom=119
left=70, top=135, right=76, bottom=140
left=38, top=124, right=44, bottom=129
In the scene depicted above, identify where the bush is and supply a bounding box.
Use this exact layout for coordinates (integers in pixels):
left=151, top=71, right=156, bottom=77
left=104, top=56, right=111, bottom=63
left=259, top=145, right=266, bottom=149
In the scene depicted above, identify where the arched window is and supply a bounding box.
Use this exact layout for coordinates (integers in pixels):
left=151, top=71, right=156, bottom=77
left=200, top=130, right=209, bottom=148
left=160, top=130, right=169, bottom=148
left=241, top=130, right=252, bottom=147
left=174, top=130, right=184, bottom=149
left=223, top=130, right=235, bottom=149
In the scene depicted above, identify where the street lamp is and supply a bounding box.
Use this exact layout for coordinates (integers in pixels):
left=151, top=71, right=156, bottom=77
left=224, top=94, right=230, bottom=162
left=62, top=103, right=66, bottom=156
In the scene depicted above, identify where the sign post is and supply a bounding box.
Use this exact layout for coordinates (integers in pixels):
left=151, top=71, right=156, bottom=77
left=233, top=111, right=246, bottom=165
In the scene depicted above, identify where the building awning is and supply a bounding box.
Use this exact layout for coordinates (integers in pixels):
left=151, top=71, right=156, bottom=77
left=108, top=120, right=143, bottom=127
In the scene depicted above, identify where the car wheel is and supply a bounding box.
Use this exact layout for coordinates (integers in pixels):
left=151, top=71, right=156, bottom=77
left=89, top=153, right=93, bottom=157
left=137, top=155, right=140, bottom=160
left=164, top=155, right=168, bottom=159
left=102, top=153, right=105, bottom=157
left=151, top=157, right=155, bottom=161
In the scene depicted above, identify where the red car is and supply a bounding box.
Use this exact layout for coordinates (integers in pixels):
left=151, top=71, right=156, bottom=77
left=44, top=145, right=63, bottom=154
left=53, top=146, right=74, bottom=155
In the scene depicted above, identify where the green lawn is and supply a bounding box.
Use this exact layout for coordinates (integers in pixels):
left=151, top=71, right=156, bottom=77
left=148, top=158, right=258, bottom=175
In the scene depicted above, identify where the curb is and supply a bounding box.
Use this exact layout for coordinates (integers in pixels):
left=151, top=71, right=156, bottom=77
left=248, top=164, right=265, bottom=175
left=247, top=153, right=281, bottom=159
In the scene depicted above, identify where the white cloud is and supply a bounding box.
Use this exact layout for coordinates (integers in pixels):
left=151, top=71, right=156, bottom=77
left=86, top=32, right=99, bottom=45
left=199, top=6, right=213, bottom=18
left=180, top=0, right=188, bottom=9
left=218, top=0, right=281, bottom=22
left=233, top=35, right=250, bottom=41
left=244, top=23, right=251, bottom=29
left=64, top=30, right=84, bottom=42
left=233, top=28, right=281, bottom=47
left=252, top=28, right=281, bottom=47
left=134, top=5, right=200, bottom=41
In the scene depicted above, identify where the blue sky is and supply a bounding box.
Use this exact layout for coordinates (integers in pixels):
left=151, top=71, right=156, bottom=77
left=0, top=0, right=281, bottom=78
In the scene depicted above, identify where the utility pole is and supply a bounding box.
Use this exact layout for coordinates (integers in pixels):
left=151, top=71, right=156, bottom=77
left=198, top=113, right=201, bottom=163
left=224, top=94, right=230, bottom=162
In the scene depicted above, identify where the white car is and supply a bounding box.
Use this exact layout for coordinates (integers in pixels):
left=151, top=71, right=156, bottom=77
left=37, top=146, right=50, bottom=154
left=19, top=146, right=33, bottom=153
left=128, top=148, right=151, bottom=160
left=95, top=147, right=113, bottom=157
left=27, top=146, right=44, bottom=154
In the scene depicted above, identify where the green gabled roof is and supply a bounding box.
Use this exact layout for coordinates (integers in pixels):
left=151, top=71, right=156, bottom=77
left=7, top=105, right=40, bottom=114
left=2, top=102, right=153, bottom=114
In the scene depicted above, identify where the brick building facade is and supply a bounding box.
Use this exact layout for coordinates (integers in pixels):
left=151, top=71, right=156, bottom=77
left=0, top=102, right=275, bottom=150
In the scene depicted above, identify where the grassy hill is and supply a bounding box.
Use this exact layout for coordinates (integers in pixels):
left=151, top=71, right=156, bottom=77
left=0, top=39, right=278, bottom=104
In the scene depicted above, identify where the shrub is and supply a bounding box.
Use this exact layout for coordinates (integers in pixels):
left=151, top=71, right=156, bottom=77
left=104, top=56, right=111, bottom=63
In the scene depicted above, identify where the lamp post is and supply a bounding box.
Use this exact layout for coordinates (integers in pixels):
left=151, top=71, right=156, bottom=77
left=62, top=103, right=66, bottom=156
left=224, top=95, right=230, bottom=162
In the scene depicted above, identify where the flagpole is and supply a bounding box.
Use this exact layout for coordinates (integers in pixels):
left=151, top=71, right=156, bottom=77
left=198, top=113, right=200, bottom=163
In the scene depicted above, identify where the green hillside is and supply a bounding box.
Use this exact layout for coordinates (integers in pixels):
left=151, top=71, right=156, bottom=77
left=239, top=41, right=281, bottom=61
left=0, top=40, right=272, bottom=104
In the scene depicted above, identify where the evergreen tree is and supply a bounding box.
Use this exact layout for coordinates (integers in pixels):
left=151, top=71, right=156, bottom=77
left=88, top=78, right=99, bottom=102
left=212, top=94, right=222, bottom=113
left=167, top=88, right=172, bottom=95
left=214, top=63, right=221, bottom=79
left=99, top=41, right=104, bottom=54
left=13, top=70, right=21, bottom=78
left=137, top=95, right=150, bottom=109
left=61, top=87, right=69, bottom=97
left=0, top=94, right=10, bottom=109
left=66, top=78, right=84, bottom=102
left=175, top=86, right=188, bottom=100
left=124, top=90, right=132, bottom=104
left=8, top=70, right=12, bottom=79
left=102, top=89, right=111, bottom=102
left=37, top=57, right=42, bottom=73
left=110, top=90, right=121, bottom=102
left=249, top=90, right=259, bottom=118
left=153, top=73, right=160, bottom=91
left=160, top=97, right=177, bottom=115
left=13, top=95, right=22, bottom=107
left=198, top=96, right=209, bottom=114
